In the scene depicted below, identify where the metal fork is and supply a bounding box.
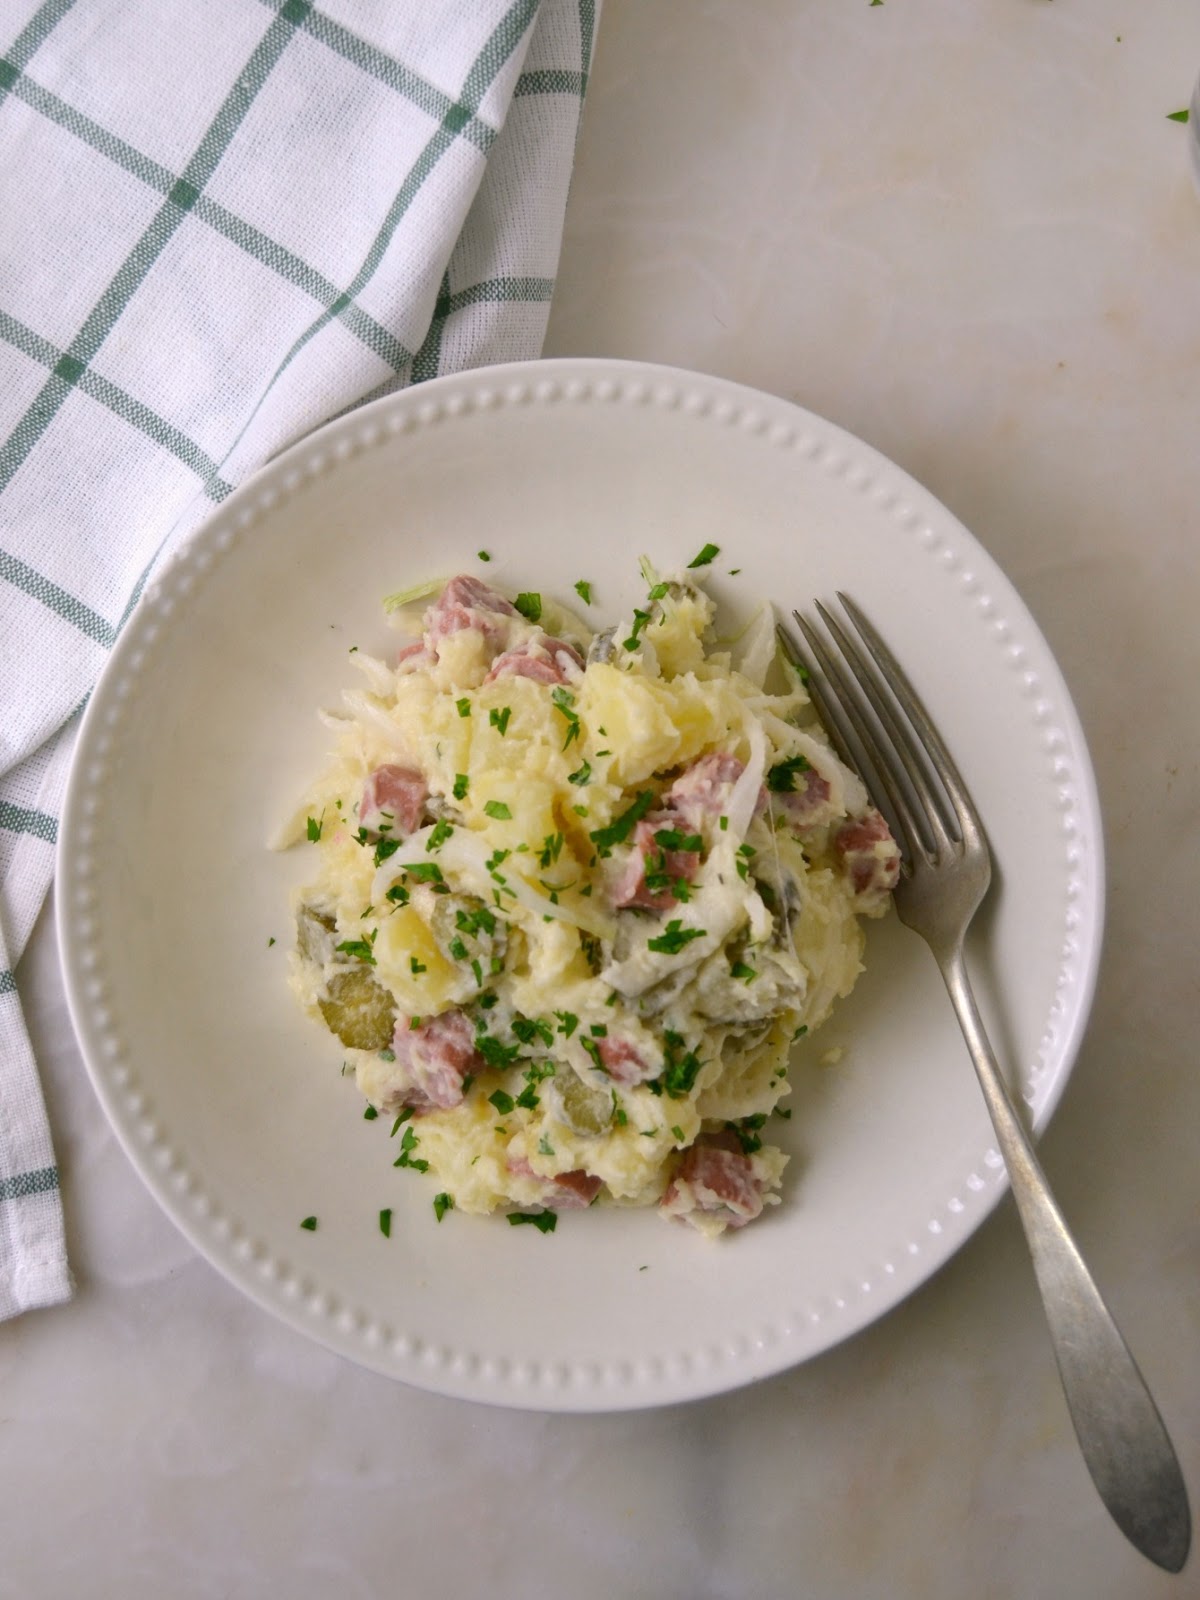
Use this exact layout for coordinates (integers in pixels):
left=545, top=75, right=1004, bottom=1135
left=782, top=596, right=1190, bottom=1575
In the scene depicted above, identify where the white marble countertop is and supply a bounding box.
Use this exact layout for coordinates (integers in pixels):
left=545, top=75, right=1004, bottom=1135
left=6, top=2, right=1200, bottom=1594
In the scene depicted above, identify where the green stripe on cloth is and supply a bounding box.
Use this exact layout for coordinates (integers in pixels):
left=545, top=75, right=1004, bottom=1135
left=446, top=275, right=554, bottom=312
left=0, top=802, right=57, bottom=844
left=0, top=5, right=304, bottom=630
left=579, top=0, right=596, bottom=80
left=0, top=1166, right=60, bottom=1203
left=0, top=309, right=233, bottom=498
left=298, top=7, right=497, bottom=154
left=7, top=72, right=412, bottom=375
left=410, top=272, right=452, bottom=383
left=0, top=547, right=115, bottom=647
left=214, top=0, right=539, bottom=466
left=514, top=69, right=587, bottom=97
left=0, top=0, right=76, bottom=83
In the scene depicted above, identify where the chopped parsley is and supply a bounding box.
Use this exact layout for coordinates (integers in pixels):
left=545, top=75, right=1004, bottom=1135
left=550, top=686, right=581, bottom=749
left=267, top=936, right=276, bottom=947
left=299, top=1216, right=318, bottom=1231
left=646, top=920, right=705, bottom=955
left=456, top=697, right=471, bottom=717
left=660, top=1031, right=703, bottom=1098
left=477, top=549, right=491, bottom=561
left=452, top=773, right=469, bottom=800
left=514, top=592, right=542, bottom=623
left=385, top=883, right=410, bottom=906
left=306, top=815, right=323, bottom=842
left=730, top=961, right=757, bottom=983
left=574, top=579, right=592, bottom=604
left=538, top=831, right=564, bottom=868
left=567, top=760, right=592, bottom=787
left=484, top=799, right=512, bottom=820
left=766, top=754, right=812, bottom=793
left=622, top=608, right=652, bottom=652
left=512, top=1016, right=554, bottom=1048
left=379, top=1208, right=392, bottom=1238
left=589, top=790, right=655, bottom=856
left=489, top=706, right=512, bottom=736
left=1167, top=108, right=1190, bottom=122
left=433, top=1192, right=454, bottom=1222
left=449, top=937, right=468, bottom=961
left=687, top=542, right=720, bottom=568
left=426, top=818, right=454, bottom=852
left=363, top=1105, right=378, bottom=1120
left=488, top=1088, right=515, bottom=1115
left=410, top=956, right=426, bottom=975
left=508, top=1211, right=557, bottom=1233
left=653, top=828, right=703, bottom=852
left=336, top=932, right=377, bottom=965
left=374, top=836, right=402, bottom=866
left=538, top=1135, right=555, bottom=1157
left=671, top=1125, right=685, bottom=1141
left=555, top=1010, right=579, bottom=1037
left=405, top=862, right=446, bottom=887
left=393, top=1124, right=428, bottom=1172
left=478, top=1034, right=521, bottom=1070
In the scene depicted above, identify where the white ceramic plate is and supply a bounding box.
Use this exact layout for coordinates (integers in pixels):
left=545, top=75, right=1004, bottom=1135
left=57, top=359, right=1103, bottom=1411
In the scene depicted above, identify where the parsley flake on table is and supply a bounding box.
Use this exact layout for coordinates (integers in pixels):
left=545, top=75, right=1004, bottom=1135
left=1167, top=108, right=1190, bottom=122
left=379, top=1208, right=392, bottom=1238
left=299, top=1216, right=318, bottom=1231
left=574, top=579, right=592, bottom=604
left=433, top=1193, right=454, bottom=1222
left=508, top=1211, right=557, bottom=1234
left=687, top=542, right=720, bottom=568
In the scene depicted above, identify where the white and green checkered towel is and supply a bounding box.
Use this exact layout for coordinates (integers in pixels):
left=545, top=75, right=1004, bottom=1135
left=0, top=0, right=598, bottom=1320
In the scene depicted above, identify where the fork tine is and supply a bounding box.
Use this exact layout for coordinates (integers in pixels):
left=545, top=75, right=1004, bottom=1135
left=789, top=612, right=929, bottom=862
left=774, top=625, right=861, bottom=775
left=836, top=592, right=984, bottom=847
left=815, top=600, right=959, bottom=857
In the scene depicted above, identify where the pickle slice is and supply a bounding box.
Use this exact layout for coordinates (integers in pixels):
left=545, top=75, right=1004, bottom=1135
left=317, top=968, right=396, bottom=1051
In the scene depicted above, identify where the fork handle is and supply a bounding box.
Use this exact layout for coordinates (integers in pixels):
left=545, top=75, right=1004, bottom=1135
left=938, top=945, right=1191, bottom=1573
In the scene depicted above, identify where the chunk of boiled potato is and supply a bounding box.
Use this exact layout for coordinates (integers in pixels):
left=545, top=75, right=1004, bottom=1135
left=374, top=905, right=465, bottom=1012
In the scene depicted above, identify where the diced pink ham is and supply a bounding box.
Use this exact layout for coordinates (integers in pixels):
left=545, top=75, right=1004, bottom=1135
left=773, top=766, right=833, bottom=828
left=833, top=807, right=901, bottom=902
left=660, top=1130, right=765, bottom=1229
left=425, top=574, right=517, bottom=645
left=612, top=815, right=701, bottom=912
left=394, top=639, right=433, bottom=673
left=547, top=1170, right=603, bottom=1209
left=384, top=1009, right=481, bottom=1113
left=665, top=753, right=747, bottom=830
left=359, top=763, right=427, bottom=837
left=595, top=1033, right=656, bottom=1086
left=485, top=634, right=584, bottom=685
left=506, top=1154, right=603, bottom=1210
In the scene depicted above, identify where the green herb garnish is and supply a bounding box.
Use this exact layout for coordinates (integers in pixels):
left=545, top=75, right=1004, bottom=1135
left=514, top=592, right=542, bottom=624
left=299, top=1216, right=318, bottom=1231
left=489, top=706, right=512, bottom=736
left=646, top=920, right=705, bottom=955
left=589, top=790, right=655, bottom=856
left=574, top=580, right=592, bottom=604
left=508, top=1211, right=557, bottom=1233
left=766, top=754, right=812, bottom=793
left=484, top=799, right=512, bottom=820
left=379, top=1208, right=392, bottom=1238
left=452, top=773, right=469, bottom=801
left=434, top=1192, right=454, bottom=1222
left=306, top=815, right=323, bottom=842
left=687, top=542, right=719, bottom=568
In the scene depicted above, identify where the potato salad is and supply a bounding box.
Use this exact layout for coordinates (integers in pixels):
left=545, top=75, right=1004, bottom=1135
left=282, top=560, right=899, bottom=1236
